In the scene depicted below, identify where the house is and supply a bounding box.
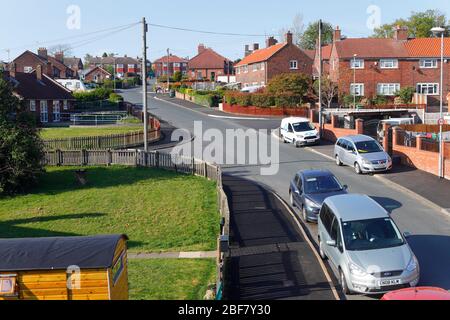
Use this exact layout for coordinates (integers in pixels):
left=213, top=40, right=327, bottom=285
left=324, top=26, right=450, bottom=105
left=80, top=66, right=112, bottom=83
left=63, top=56, right=84, bottom=76
left=188, top=44, right=233, bottom=81
left=153, top=54, right=188, bottom=78
left=312, top=44, right=333, bottom=78
left=86, top=56, right=142, bottom=79
left=4, top=63, right=75, bottom=124
left=11, top=48, right=77, bottom=79
left=234, top=32, right=313, bottom=88
left=0, top=61, right=7, bottom=71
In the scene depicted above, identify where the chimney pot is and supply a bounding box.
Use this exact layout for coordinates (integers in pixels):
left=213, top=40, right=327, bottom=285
left=198, top=44, right=206, bottom=54
left=253, top=43, right=260, bottom=51
left=55, top=51, right=64, bottom=63
left=394, top=25, right=409, bottom=40
left=266, top=37, right=278, bottom=48
left=285, top=31, right=293, bottom=45
left=333, top=26, right=342, bottom=43
left=38, top=48, right=48, bottom=59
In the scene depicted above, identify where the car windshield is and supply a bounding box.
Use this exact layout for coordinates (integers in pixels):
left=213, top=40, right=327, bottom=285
left=342, top=218, right=405, bottom=251
left=355, top=140, right=383, bottom=154
left=304, top=176, right=343, bottom=194
left=293, top=122, right=315, bottom=132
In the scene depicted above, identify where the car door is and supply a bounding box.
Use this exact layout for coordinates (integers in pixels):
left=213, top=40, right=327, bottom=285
left=345, top=141, right=358, bottom=166
left=327, top=217, right=344, bottom=269
left=286, top=123, right=295, bottom=142
left=294, top=175, right=304, bottom=207
left=339, top=140, right=349, bottom=165
left=290, top=175, right=301, bottom=207
left=320, top=204, right=334, bottom=257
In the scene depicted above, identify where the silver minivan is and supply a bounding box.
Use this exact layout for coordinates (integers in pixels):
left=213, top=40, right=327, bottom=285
left=318, top=194, right=420, bottom=295
left=335, top=135, right=392, bottom=174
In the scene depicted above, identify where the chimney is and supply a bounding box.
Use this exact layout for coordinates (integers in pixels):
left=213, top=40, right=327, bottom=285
left=36, top=64, right=42, bottom=80
left=245, top=45, right=251, bottom=57
left=333, top=26, right=342, bottom=42
left=394, top=25, right=409, bottom=40
left=55, top=51, right=64, bottom=63
left=46, top=62, right=53, bottom=77
left=253, top=43, right=260, bottom=51
left=38, top=47, right=48, bottom=59
left=285, top=31, right=293, bottom=45
left=266, top=36, right=278, bottom=48
left=9, top=62, right=16, bottom=78
left=198, top=44, right=206, bottom=54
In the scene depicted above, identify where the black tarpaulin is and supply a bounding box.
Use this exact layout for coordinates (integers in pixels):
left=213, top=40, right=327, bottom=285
left=0, top=235, right=128, bottom=272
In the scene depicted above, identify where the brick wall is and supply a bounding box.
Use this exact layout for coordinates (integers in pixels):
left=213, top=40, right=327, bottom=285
left=309, top=111, right=363, bottom=142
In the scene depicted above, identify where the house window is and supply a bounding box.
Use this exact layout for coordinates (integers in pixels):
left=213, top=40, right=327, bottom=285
left=419, top=59, right=438, bottom=69
left=30, top=100, right=36, bottom=112
left=243, top=65, right=248, bottom=73
left=63, top=100, right=68, bottom=110
left=24, top=66, right=33, bottom=73
left=290, top=60, right=298, bottom=70
left=253, top=64, right=259, bottom=72
left=377, top=83, right=400, bottom=96
left=417, top=83, right=439, bottom=95
left=350, top=83, right=365, bottom=96
left=350, top=59, right=364, bottom=69
left=0, top=275, right=17, bottom=297
left=380, top=59, right=398, bottom=69
left=163, top=63, right=168, bottom=67
left=173, top=63, right=180, bottom=68
left=53, top=101, right=61, bottom=122
left=128, top=64, right=135, bottom=69
left=252, top=82, right=258, bottom=86
left=40, top=101, right=48, bottom=123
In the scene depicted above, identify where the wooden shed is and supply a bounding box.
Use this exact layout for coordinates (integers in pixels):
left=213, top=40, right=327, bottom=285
left=0, top=234, right=129, bottom=300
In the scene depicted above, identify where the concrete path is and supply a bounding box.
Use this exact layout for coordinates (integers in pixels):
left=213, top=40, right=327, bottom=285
left=128, top=251, right=217, bottom=260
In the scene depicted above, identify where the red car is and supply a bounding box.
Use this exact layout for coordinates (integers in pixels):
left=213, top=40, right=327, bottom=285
left=382, top=287, right=450, bottom=301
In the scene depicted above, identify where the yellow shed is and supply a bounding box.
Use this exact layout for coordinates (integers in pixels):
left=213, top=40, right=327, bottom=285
left=0, top=234, right=129, bottom=300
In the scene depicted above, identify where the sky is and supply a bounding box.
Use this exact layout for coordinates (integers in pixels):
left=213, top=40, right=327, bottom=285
left=0, top=0, right=449, bottom=63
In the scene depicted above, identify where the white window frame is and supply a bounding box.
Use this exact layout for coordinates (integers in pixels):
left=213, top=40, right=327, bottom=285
left=350, top=59, right=364, bottom=69
left=24, top=66, right=33, bottom=73
left=40, top=101, right=48, bottom=123
left=128, top=64, right=135, bottom=69
left=419, top=59, right=438, bottom=69
left=379, top=59, right=398, bottom=69
left=350, top=83, right=365, bottom=96
left=377, top=83, right=400, bottom=96
left=417, top=83, right=439, bottom=95
left=116, top=64, right=124, bottom=69
left=63, top=100, right=68, bottom=111
left=30, top=100, right=36, bottom=112
left=243, top=65, right=248, bottom=73
left=53, top=101, right=61, bottom=122
left=290, top=60, right=298, bottom=70
left=253, top=64, right=259, bottom=72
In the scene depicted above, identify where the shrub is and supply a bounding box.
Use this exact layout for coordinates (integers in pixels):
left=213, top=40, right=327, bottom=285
left=274, top=94, right=303, bottom=108
left=370, top=95, right=388, bottom=106
left=251, top=93, right=275, bottom=108
left=342, top=94, right=362, bottom=108
left=267, top=73, right=311, bottom=96
left=234, top=93, right=252, bottom=107
left=73, top=88, right=113, bottom=102
left=109, top=93, right=124, bottom=103
left=396, top=87, right=415, bottom=104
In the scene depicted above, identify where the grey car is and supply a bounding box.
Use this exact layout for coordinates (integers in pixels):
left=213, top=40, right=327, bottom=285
left=289, top=170, right=348, bottom=223
left=334, top=135, right=393, bottom=174
left=318, top=194, right=420, bottom=295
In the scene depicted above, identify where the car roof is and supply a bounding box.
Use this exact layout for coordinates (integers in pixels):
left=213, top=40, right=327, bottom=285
left=338, top=135, right=375, bottom=143
left=282, top=117, right=310, bottom=123
left=298, top=170, right=334, bottom=179
left=324, top=194, right=388, bottom=222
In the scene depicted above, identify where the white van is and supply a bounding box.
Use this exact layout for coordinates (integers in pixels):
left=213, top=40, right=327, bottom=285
left=280, top=117, right=320, bottom=147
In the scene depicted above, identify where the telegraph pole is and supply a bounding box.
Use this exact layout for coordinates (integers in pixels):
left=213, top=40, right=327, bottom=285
left=318, top=20, right=323, bottom=135
left=142, top=17, right=149, bottom=152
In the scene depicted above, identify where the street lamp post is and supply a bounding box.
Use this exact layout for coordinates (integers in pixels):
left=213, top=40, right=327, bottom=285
left=431, top=27, right=446, bottom=179
left=353, top=54, right=358, bottom=108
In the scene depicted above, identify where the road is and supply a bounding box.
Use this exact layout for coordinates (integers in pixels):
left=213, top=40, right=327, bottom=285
left=122, top=87, right=450, bottom=299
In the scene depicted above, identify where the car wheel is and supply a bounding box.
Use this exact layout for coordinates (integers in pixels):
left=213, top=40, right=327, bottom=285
left=335, top=155, right=342, bottom=166
left=340, top=269, right=351, bottom=295
left=319, top=238, right=327, bottom=260
left=290, top=192, right=296, bottom=208
left=281, top=135, right=288, bottom=143
left=302, top=206, right=309, bottom=223
left=354, top=163, right=362, bottom=175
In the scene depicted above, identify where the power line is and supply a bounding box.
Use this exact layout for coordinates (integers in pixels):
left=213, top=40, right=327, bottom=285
left=148, top=23, right=269, bottom=37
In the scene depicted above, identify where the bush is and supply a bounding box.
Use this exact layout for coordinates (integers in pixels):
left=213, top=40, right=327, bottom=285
left=251, top=93, right=275, bottom=108
left=396, top=87, right=415, bottom=104
left=74, top=88, right=113, bottom=102
left=267, top=73, right=311, bottom=96
left=370, top=95, right=388, bottom=106
left=0, top=79, right=44, bottom=195
left=109, top=93, right=124, bottom=103
left=342, top=95, right=362, bottom=108
left=274, top=94, right=303, bottom=108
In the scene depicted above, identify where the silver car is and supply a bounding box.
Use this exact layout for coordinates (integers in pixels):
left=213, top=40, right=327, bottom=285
left=318, top=194, right=420, bottom=295
left=334, top=135, right=392, bottom=174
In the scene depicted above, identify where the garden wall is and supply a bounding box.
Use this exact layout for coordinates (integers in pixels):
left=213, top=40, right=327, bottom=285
left=309, top=111, right=363, bottom=142
left=222, top=103, right=309, bottom=117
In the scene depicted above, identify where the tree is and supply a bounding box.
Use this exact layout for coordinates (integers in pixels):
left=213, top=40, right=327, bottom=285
left=102, top=52, right=108, bottom=58
left=278, top=13, right=305, bottom=45
left=172, top=71, right=182, bottom=82
left=299, top=21, right=334, bottom=50
left=0, top=79, right=44, bottom=195
left=48, top=44, right=73, bottom=56
left=372, top=9, right=448, bottom=38
left=267, top=73, right=311, bottom=96
left=314, top=77, right=338, bottom=109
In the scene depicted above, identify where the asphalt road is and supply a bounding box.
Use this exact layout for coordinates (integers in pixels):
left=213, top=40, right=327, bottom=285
left=121, top=87, right=450, bottom=299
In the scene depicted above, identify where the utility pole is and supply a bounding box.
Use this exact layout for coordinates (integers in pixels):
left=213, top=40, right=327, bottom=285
left=318, top=20, right=323, bottom=136
left=167, top=48, right=170, bottom=94
left=142, top=17, right=149, bottom=152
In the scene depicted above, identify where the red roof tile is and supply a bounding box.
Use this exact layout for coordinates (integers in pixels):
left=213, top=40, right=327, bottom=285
left=405, top=38, right=450, bottom=57
left=189, top=48, right=231, bottom=69
left=235, top=43, right=287, bottom=66
left=335, top=38, right=408, bottom=59
left=153, top=55, right=188, bottom=64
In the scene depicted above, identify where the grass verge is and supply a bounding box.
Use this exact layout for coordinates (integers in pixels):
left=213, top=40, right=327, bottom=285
left=40, top=126, right=143, bottom=139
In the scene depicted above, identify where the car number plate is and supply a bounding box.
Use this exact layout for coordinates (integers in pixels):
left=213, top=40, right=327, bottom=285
left=378, top=279, right=402, bottom=287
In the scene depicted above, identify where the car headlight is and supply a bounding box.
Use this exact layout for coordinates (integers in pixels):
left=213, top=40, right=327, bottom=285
left=305, top=198, right=320, bottom=210
left=406, top=256, right=419, bottom=272
left=362, top=159, right=372, bottom=166
left=349, top=263, right=368, bottom=277
left=297, top=134, right=304, bottom=139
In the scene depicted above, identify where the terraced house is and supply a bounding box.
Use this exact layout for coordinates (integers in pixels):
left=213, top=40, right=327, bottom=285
left=235, top=32, right=313, bottom=88
left=319, top=26, right=450, bottom=106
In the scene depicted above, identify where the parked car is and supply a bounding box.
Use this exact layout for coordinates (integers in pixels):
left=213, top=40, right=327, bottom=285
left=280, top=117, right=320, bottom=148
left=381, top=287, right=450, bottom=300
left=289, top=170, right=348, bottom=223
left=318, top=194, right=420, bottom=295
left=335, top=135, right=392, bottom=174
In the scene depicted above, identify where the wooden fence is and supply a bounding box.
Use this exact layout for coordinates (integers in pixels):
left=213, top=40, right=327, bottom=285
left=44, top=149, right=230, bottom=299
left=43, top=129, right=161, bottom=151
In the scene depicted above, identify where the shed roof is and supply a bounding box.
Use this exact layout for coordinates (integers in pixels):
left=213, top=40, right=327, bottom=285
left=0, top=235, right=128, bottom=272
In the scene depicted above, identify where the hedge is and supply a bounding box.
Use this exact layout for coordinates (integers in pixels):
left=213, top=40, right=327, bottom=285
left=224, top=91, right=304, bottom=108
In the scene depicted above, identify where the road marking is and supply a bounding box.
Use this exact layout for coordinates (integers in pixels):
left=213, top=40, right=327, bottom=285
left=273, top=192, right=341, bottom=301
left=208, top=114, right=274, bottom=121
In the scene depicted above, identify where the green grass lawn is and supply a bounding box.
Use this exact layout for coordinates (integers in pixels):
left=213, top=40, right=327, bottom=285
left=40, top=126, right=143, bottom=139
left=0, top=166, right=219, bottom=253
left=128, top=259, right=216, bottom=300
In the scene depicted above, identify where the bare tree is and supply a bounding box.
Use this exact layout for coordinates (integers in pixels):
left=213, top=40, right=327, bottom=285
left=314, top=76, right=339, bottom=109
left=277, top=13, right=305, bottom=44
left=48, top=44, right=73, bottom=56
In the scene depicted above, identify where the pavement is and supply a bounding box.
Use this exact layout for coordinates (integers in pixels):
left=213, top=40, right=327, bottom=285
left=222, top=174, right=339, bottom=301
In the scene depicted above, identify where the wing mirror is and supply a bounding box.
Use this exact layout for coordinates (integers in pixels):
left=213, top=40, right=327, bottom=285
left=403, top=231, right=412, bottom=239
left=326, top=240, right=337, bottom=247
left=343, top=185, right=349, bottom=191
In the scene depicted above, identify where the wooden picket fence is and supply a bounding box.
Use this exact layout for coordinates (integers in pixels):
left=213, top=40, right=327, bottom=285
left=43, top=129, right=161, bottom=151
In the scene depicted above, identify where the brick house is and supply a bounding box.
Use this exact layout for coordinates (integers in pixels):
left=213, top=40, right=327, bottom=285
left=81, top=66, right=112, bottom=83
left=12, top=48, right=77, bottom=79
left=234, top=32, right=313, bottom=88
left=322, top=26, right=450, bottom=105
left=86, top=56, right=143, bottom=79
left=63, top=57, right=84, bottom=77
left=153, top=54, right=188, bottom=78
left=188, top=44, right=233, bottom=81
left=4, top=64, right=75, bottom=124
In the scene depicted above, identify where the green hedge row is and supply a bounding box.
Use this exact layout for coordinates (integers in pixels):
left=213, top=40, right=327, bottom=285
left=224, top=92, right=303, bottom=108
